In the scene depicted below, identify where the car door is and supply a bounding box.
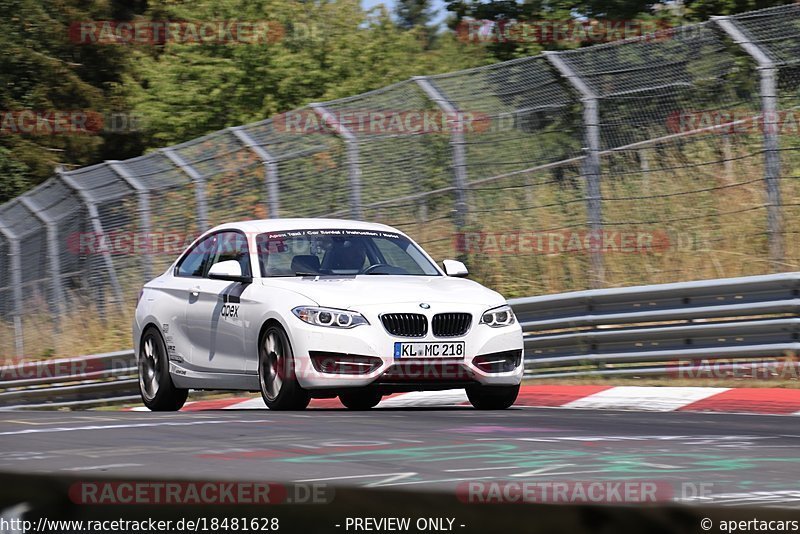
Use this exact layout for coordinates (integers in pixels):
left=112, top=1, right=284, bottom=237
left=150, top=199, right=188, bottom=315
left=168, top=233, right=217, bottom=367
left=185, top=231, right=251, bottom=374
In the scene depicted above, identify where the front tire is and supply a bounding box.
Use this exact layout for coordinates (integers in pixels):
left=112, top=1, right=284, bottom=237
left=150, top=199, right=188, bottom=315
left=259, top=324, right=310, bottom=410
left=138, top=327, right=188, bottom=411
left=466, top=384, right=519, bottom=410
left=339, top=390, right=382, bottom=410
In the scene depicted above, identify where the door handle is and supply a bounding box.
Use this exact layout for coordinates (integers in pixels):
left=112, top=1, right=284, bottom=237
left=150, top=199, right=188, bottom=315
left=190, top=286, right=200, bottom=298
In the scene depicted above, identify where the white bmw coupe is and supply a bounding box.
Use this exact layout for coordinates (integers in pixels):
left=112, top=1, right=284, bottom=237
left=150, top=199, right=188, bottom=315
left=133, top=219, right=523, bottom=411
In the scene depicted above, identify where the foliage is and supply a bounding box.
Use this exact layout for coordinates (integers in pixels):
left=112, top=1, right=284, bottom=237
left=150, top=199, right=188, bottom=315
left=0, top=0, right=144, bottom=201
left=123, top=0, right=487, bottom=146
left=3, top=0, right=793, bottom=197
left=0, top=147, right=30, bottom=202
left=442, top=0, right=797, bottom=60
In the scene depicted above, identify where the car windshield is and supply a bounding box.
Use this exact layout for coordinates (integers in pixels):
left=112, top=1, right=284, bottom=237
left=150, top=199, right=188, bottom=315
left=255, top=229, right=441, bottom=277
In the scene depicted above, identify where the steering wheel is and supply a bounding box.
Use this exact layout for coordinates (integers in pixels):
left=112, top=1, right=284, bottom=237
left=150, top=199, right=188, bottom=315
left=361, top=263, right=393, bottom=274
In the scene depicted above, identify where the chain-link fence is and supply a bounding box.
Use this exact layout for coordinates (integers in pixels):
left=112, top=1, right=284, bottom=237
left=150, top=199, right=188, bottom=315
left=1, top=5, right=799, bottom=357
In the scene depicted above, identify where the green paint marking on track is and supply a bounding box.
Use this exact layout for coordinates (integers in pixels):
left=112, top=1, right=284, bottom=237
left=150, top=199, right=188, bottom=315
left=276, top=442, right=800, bottom=479
left=279, top=443, right=519, bottom=464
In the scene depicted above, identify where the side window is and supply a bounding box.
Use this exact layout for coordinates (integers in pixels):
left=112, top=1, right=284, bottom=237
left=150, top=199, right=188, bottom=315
left=256, top=234, right=311, bottom=276
left=210, top=232, right=252, bottom=277
left=176, top=235, right=216, bottom=277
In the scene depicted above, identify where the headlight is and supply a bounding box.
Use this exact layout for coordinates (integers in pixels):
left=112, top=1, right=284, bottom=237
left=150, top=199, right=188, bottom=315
left=480, top=305, right=515, bottom=327
left=292, top=306, right=369, bottom=328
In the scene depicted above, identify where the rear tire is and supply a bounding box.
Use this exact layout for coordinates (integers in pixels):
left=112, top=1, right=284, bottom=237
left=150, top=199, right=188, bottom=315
left=259, top=324, right=310, bottom=410
left=466, top=384, right=519, bottom=410
left=138, top=327, right=188, bottom=411
left=339, top=390, right=382, bottom=410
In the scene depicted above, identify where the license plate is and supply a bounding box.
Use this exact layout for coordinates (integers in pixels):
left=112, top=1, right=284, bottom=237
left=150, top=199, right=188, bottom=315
left=394, top=341, right=465, bottom=359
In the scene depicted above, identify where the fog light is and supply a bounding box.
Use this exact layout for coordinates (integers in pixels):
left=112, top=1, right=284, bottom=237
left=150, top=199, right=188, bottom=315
left=473, top=350, right=522, bottom=373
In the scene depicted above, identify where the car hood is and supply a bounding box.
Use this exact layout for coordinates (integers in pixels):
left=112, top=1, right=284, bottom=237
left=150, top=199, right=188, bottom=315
left=260, top=275, right=505, bottom=309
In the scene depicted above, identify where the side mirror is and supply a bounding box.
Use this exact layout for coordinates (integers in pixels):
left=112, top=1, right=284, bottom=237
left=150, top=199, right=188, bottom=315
left=208, top=260, right=252, bottom=283
left=442, top=259, right=469, bottom=278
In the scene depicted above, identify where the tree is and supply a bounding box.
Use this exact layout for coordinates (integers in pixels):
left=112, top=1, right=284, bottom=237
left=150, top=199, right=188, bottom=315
left=0, top=0, right=492, bottom=200
left=126, top=0, right=488, bottom=145
left=396, top=0, right=433, bottom=29
left=0, top=0, right=143, bottom=193
left=444, top=0, right=796, bottom=60
left=681, top=0, right=796, bottom=21
left=0, top=147, right=30, bottom=203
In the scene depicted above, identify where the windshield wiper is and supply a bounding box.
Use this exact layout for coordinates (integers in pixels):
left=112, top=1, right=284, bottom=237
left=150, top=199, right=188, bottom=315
left=294, top=272, right=319, bottom=277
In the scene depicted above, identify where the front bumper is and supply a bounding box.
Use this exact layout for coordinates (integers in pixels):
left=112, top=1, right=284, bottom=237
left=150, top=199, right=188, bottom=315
left=288, top=303, right=524, bottom=390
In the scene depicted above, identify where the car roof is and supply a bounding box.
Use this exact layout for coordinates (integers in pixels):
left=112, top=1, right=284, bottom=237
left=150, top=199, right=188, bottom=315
left=208, top=218, right=402, bottom=235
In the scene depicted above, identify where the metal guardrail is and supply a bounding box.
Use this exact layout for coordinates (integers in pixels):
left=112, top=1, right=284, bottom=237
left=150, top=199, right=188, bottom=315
left=511, top=272, right=800, bottom=378
left=0, top=350, right=139, bottom=409
left=2, top=272, right=799, bottom=408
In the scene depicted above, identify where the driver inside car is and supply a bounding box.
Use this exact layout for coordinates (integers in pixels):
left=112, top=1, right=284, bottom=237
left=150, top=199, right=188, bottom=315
left=321, top=239, right=367, bottom=274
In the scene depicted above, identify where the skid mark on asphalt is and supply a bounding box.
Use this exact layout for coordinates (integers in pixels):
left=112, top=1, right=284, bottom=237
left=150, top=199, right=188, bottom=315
left=61, top=463, right=144, bottom=471
left=684, top=491, right=800, bottom=507
left=2, top=416, right=133, bottom=425
left=0, top=434, right=307, bottom=464
left=444, top=425, right=561, bottom=434
left=0, top=419, right=271, bottom=436
left=295, top=472, right=419, bottom=487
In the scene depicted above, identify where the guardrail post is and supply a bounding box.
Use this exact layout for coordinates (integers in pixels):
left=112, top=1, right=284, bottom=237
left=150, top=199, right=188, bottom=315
left=58, top=168, right=125, bottom=309
left=309, top=103, right=362, bottom=219
left=545, top=52, right=604, bottom=287
left=229, top=127, right=281, bottom=218
left=714, top=16, right=784, bottom=268
left=0, top=221, right=23, bottom=358
left=107, top=161, right=153, bottom=280
left=413, top=76, right=470, bottom=233
left=162, top=148, right=210, bottom=232
left=18, top=196, right=64, bottom=323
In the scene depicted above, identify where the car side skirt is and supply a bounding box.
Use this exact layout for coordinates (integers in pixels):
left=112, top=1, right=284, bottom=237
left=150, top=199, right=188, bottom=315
left=169, top=362, right=259, bottom=390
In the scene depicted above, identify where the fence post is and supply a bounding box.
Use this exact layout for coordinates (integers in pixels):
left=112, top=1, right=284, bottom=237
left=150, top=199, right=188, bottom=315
left=0, top=220, right=23, bottom=358
left=229, top=126, right=281, bottom=218
left=413, top=76, right=469, bottom=233
left=18, top=196, right=64, bottom=322
left=107, top=161, right=153, bottom=281
left=714, top=16, right=784, bottom=268
left=58, top=168, right=125, bottom=308
left=545, top=51, right=604, bottom=287
left=309, top=104, right=362, bottom=219
left=162, top=148, right=210, bottom=232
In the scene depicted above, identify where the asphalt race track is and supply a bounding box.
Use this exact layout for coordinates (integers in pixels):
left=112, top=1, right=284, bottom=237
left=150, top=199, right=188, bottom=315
left=1, top=405, right=800, bottom=509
